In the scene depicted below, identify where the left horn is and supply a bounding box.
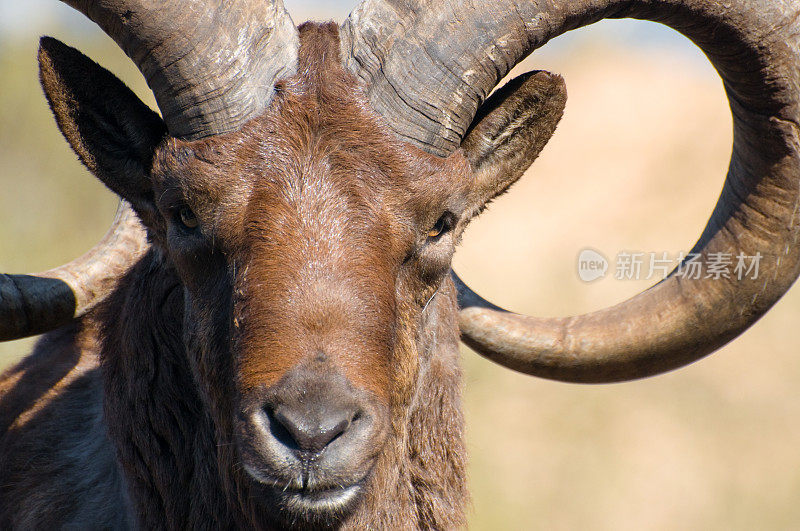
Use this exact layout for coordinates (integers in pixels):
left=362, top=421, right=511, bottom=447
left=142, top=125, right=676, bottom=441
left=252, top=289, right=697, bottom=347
left=0, top=202, right=147, bottom=341
left=0, top=0, right=302, bottom=341
left=63, top=0, right=299, bottom=139
left=343, top=0, right=800, bottom=383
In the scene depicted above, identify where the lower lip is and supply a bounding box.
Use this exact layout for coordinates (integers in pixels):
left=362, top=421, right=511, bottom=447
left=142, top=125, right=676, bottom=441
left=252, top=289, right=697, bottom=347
left=282, top=483, right=362, bottom=512
left=243, top=464, right=364, bottom=512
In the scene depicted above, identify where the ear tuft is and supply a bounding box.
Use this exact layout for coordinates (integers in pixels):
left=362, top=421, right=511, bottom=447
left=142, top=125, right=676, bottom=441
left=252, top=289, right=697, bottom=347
left=461, top=71, right=567, bottom=206
left=38, top=36, right=166, bottom=207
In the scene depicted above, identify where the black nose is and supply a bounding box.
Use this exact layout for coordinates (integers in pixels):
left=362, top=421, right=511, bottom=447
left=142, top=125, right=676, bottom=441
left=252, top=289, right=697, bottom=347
left=242, top=366, right=383, bottom=491
left=269, top=403, right=356, bottom=454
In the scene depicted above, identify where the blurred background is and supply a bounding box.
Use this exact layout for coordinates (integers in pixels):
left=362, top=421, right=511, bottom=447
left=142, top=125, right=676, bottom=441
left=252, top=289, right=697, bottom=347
left=2, top=1, right=800, bottom=529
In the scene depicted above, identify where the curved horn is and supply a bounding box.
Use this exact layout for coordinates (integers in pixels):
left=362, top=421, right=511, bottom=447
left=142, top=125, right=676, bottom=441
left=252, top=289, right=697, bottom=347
left=343, top=0, right=800, bottom=382
left=0, top=0, right=300, bottom=341
left=0, top=202, right=148, bottom=341
left=63, top=0, right=299, bottom=139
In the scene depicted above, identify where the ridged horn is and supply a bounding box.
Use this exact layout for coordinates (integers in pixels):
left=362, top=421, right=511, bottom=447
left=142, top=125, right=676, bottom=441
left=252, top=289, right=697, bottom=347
left=343, top=0, right=800, bottom=382
left=0, top=202, right=147, bottom=341
left=62, top=0, right=299, bottom=139
left=1, top=0, right=300, bottom=341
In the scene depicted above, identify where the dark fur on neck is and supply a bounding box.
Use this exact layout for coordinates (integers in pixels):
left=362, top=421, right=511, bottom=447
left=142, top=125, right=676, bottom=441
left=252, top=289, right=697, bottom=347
left=99, top=248, right=466, bottom=529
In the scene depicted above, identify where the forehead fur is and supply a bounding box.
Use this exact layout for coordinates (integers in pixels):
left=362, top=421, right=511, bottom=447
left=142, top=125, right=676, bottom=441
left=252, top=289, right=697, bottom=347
left=152, top=21, right=470, bottom=245
left=148, top=22, right=472, bottom=399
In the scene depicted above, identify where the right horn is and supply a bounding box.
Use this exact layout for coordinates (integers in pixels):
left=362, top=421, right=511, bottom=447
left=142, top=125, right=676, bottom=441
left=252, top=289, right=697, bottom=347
left=343, top=0, right=800, bottom=382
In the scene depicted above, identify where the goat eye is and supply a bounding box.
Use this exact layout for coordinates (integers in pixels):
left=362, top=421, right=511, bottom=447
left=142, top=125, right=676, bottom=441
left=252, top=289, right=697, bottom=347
left=178, top=207, right=199, bottom=229
left=427, top=212, right=454, bottom=240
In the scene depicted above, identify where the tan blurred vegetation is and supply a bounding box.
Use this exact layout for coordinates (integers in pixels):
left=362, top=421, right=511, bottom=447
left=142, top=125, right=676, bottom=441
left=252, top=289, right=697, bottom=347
left=1, top=16, right=800, bottom=531
left=457, top=44, right=800, bottom=530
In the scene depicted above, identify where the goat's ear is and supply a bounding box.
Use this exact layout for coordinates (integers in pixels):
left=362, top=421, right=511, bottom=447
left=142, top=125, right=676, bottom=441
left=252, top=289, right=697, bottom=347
left=461, top=71, right=566, bottom=209
left=38, top=37, right=166, bottom=211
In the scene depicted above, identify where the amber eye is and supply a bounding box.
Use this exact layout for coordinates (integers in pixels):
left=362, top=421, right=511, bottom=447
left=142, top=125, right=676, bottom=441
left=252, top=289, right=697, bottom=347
left=178, top=206, right=199, bottom=229
left=427, top=212, right=454, bottom=240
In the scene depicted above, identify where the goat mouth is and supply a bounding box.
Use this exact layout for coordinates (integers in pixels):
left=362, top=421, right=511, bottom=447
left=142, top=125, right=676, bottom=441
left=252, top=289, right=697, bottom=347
left=280, top=482, right=363, bottom=513
left=244, top=464, right=366, bottom=518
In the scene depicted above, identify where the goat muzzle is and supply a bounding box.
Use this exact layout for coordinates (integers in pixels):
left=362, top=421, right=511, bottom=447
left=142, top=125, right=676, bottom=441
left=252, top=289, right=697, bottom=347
left=236, top=362, right=387, bottom=519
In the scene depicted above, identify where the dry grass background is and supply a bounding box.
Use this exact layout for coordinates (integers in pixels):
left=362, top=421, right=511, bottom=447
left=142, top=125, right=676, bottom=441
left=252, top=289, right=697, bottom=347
left=1, top=6, right=800, bottom=530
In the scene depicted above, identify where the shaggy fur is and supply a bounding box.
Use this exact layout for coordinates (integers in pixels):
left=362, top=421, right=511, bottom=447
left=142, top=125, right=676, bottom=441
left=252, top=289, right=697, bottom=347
left=2, top=23, right=468, bottom=529
left=1, top=21, right=565, bottom=529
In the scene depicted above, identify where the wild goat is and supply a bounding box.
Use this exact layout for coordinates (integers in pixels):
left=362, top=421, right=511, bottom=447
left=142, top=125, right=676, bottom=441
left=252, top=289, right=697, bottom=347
left=1, top=0, right=799, bottom=528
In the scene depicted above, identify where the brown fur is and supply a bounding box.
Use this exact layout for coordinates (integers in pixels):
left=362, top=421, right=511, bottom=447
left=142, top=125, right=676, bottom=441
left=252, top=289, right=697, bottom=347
left=2, top=23, right=469, bottom=529
left=1, top=21, right=566, bottom=530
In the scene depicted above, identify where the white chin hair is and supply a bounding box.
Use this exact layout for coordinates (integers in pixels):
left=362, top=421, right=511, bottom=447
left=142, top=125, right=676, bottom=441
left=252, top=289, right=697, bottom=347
left=285, top=483, right=361, bottom=513
left=243, top=463, right=361, bottom=513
